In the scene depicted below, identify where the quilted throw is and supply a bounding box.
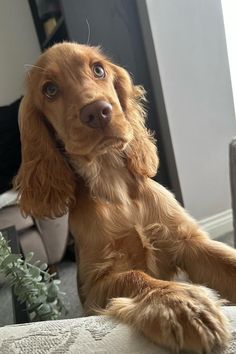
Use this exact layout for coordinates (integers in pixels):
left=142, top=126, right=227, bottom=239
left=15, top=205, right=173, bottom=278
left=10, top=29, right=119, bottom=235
left=0, top=311, right=236, bottom=354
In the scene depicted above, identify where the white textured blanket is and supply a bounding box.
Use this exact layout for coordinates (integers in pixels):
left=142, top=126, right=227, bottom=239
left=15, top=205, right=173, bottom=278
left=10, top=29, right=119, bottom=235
left=0, top=308, right=236, bottom=353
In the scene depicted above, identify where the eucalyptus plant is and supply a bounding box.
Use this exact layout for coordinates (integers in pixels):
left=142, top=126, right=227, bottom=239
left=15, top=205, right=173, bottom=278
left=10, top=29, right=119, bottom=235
left=0, top=231, right=68, bottom=321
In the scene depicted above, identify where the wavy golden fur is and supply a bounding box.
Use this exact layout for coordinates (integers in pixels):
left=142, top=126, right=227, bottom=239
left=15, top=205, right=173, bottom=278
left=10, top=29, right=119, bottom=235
left=15, top=43, right=236, bottom=353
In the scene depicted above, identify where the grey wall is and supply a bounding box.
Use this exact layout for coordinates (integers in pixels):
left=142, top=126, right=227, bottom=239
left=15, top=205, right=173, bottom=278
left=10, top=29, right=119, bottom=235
left=143, top=0, right=236, bottom=220
left=0, top=0, right=40, bottom=105
left=62, top=0, right=180, bottom=194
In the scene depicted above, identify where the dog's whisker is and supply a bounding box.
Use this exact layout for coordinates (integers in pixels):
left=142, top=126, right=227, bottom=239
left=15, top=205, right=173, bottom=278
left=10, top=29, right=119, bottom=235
left=86, top=18, right=91, bottom=45
left=24, top=64, right=47, bottom=72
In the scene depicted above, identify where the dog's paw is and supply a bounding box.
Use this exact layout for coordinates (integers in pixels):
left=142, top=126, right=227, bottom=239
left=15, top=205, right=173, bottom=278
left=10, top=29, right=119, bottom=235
left=104, top=283, right=230, bottom=354
left=144, top=283, right=230, bottom=353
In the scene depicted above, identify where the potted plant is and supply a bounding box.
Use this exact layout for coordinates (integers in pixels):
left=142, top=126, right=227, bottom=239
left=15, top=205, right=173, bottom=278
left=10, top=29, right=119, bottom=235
left=0, top=231, right=68, bottom=322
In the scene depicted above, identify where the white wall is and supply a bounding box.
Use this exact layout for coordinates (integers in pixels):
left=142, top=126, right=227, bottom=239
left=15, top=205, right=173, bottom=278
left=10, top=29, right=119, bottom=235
left=144, top=0, right=236, bottom=220
left=222, top=0, right=236, bottom=115
left=0, top=0, right=40, bottom=105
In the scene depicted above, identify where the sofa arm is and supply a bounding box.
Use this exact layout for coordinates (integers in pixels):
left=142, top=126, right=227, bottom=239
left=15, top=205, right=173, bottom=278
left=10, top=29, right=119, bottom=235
left=35, top=214, right=69, bottom=265
left=0, top=191, right=69, bottom=265
left=0, top=309, right=236, bottom=354
left=0, top=315, right=170, bottom=354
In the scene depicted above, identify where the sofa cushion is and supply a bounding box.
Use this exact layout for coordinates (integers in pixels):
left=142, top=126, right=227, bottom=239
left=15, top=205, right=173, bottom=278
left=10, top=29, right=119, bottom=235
left=19, top=229, right=48, bottom=264
left=0, top=205, right=34, bottom=232
left=0, top=190, right=18, bottom=209
left=35, top=214, right=69, bottom=264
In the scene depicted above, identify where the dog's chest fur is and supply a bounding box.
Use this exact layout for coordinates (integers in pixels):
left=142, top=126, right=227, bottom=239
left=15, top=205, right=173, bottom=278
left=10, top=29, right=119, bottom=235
left=69, top=166, right=178, bottom=300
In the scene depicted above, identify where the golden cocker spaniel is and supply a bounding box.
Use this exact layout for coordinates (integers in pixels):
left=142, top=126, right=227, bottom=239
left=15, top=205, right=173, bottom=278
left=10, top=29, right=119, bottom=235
left=15, top=42, right=236, bottom=353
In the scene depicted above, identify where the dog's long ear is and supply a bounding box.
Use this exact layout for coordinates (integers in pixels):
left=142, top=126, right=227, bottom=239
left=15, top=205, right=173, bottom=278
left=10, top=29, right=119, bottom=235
left=14, top=96, right=76, bottom=218
left=112, top=65, right=159, bottom=177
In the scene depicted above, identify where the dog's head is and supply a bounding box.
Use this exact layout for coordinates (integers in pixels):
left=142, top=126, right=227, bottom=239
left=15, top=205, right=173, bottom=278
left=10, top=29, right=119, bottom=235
left=15, top=43, right=158, bottom=217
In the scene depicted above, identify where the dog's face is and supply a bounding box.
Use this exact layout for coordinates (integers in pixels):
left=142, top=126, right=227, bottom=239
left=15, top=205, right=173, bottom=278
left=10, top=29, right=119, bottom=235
left=26, top=43, right=136, bottom=158
left=16, top=42, right=158, bottom=217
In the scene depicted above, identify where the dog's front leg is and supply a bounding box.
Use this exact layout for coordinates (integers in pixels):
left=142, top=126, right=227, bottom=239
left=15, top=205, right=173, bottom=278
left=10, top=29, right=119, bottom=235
left=85, top=270, right=229, bottom=353
left=179, top=230, right=236, bottom=303
left=149, top=182, right=236, bottom=303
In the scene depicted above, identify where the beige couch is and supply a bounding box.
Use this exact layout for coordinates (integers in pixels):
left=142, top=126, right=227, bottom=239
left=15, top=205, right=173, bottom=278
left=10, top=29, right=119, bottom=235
left=0, top=308, right=236, bottom=353
left=0, top=190, right=68, bottom=265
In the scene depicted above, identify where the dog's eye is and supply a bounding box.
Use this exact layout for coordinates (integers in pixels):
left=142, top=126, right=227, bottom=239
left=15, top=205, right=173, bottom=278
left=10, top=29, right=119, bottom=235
left=92, top=64, right=105, bottom=78
left=42, top=82, right=59, bottom=99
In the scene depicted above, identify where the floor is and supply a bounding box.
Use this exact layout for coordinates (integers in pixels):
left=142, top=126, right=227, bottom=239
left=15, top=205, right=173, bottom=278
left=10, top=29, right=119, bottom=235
left=0, top=231, right=234, bottom=327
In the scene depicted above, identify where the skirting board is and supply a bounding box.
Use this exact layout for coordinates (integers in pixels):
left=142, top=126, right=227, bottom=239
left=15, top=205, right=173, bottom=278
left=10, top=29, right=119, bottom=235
left=199, top=209, right=233, bottom=239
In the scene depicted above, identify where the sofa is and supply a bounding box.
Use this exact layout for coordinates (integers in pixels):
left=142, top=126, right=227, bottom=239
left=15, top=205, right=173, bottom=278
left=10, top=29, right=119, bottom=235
left=0, top=308, right=236, bottom=354
left=0, top=189, right=68, bottom=266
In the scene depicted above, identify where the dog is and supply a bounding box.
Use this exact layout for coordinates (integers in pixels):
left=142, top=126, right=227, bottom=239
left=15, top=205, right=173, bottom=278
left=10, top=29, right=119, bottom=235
left=15, top=42, right=236, bottom=353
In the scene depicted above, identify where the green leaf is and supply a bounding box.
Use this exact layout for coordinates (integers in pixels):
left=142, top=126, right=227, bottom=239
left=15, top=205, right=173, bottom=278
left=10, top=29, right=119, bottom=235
left=35, top=294, right=47, bottom=304
left=0, top=254, right=20, bottom=267
left=33, top=260, right=41, bottom=267
left=28, top=266, right=40, bottom=279
left=39, top=263, right=48, bottom=271
left=25, top=252, right=34, bottom=262
left=43, top=272, right=50, bottom=281
left=47, top=283, right=58, bottom=298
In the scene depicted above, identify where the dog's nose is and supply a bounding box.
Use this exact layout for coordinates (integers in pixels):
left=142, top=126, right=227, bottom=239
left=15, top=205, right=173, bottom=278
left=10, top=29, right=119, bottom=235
left=80, top=100, right=112, bottom=129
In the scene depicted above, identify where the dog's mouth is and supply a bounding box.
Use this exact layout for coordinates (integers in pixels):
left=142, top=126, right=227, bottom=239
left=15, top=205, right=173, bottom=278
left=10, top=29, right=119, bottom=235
left=65, top=136, right=128, bottom=159
left=95, top=136, right=128, bottom=153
